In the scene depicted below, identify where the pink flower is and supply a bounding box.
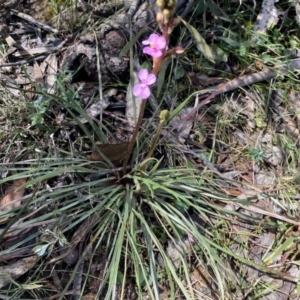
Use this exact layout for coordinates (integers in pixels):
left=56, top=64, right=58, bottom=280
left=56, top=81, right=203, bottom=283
left=133, top=69, right=156, bottom=99
left=142, top=33, right=167, bottom=58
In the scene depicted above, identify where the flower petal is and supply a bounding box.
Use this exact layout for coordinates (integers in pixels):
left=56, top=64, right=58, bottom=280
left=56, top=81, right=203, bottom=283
left=140, top=86, right=151, bottom=98
left=152, top=51, right=163, bottom=57
left=145, top=74, right=156, bottom=85
left=133, top=84, right=144, bottom=97
left=138, top=69, right=149, bottom=81
left=143, top=47, right=162, bottom=57
left=143, top=47, right=155, bottom=56
left=148, top=33, right=158, bottom=43
left=142, top=39, right=150, bottom=45
left=133, top=84, right=150, bottom=99
left=156, top=36, right=167, bottom=50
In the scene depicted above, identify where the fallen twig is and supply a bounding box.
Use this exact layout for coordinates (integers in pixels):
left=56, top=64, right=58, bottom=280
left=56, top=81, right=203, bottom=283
left=0, top=55, right=47, bottom=67
left=10, top=9, right=59, bottom=33
left=171, top=58, right=300, bottom=133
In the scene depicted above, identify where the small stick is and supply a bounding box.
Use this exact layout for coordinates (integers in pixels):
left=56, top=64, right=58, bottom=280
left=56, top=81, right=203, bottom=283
left=169, top=58, right=300, bottom=134
left=10, top=9, right=59, bottom=33
left=122, top=100, right=147, bottom=172
left=0, top=55, right=46, bottom=67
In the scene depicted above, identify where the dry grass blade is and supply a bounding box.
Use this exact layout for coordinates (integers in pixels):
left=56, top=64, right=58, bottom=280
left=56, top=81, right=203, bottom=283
left=233, top=201, right=300, bottom=226
left=1, top=0, right=300, bottom=298
left=45, top=53, right=58, bottom=94
left=33, top=61, right=44, bottom=86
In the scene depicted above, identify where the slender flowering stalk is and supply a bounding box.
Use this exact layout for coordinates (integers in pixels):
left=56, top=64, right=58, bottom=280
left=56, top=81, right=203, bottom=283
left=122, top=70, right=157, bottom=171
left=123, top=0, right=183, bottom=173
left=122, top=100, right=147, bottom=172
left=141, top=110, right=170, bottom=172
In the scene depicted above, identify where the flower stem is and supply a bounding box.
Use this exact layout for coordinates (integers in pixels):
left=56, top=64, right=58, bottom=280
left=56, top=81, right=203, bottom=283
left=141, top=110, right=169, bottom=172
left=122, top=31, right=170, bottom=174
left=122, top=100, right=147, bottom=173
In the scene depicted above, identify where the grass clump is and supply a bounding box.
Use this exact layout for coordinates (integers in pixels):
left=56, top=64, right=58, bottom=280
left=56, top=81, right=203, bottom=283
left=1, top=0, right=300, bottom=299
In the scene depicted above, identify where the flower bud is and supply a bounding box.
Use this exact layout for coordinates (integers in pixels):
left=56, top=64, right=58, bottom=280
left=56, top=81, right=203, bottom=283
left=156, top=0, right=177, bottom=24
left=163, top=9, right=172, bottom=24
left=156, top=0, right=165, bottom=10
left=167, top=17, right=181, bottom=33
left=156, top=0, right=177, bottom=10
left=174, top=46, right=184, bottom=54
left=164, top=46, right=185, bottom=58
left=156, top=12, right=164, bottom=24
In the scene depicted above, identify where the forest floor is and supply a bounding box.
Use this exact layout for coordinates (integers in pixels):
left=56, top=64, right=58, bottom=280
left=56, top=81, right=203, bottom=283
left=0, top=0, right=300, bottom=299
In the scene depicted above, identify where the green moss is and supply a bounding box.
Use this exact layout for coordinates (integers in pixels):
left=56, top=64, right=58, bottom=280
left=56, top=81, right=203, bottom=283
left=45, top=0, right=72, bottom=21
